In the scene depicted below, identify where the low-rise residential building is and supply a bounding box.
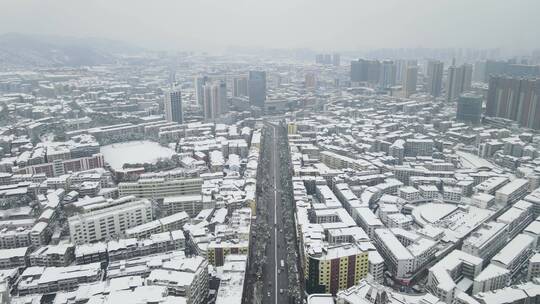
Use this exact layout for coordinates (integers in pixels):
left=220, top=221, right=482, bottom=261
left=125, top=211, right=189, bottom=239
left=352, top=208, right=384, bottom=239
left=427, top=250, right=483, bottom=303
left=17, top=263, right=103, bottom=296
left=0, top=247, right=29, bottom=269
left=523, top=218, right=540, bottom=250
left=491, top=233, right=535, bottom=279
left=162, top=194, right=205, bottom=217
left=527, top=253, right=540, bottom=281
left=496, top=200, right=534, bottom=238
left=494, top=178, right=529, bottom=206
left=368, top=250, right=384, bottom=284
left=472, top=264, right=510, bottom=294
left=398, top=186, right=421, bottom=202
left=118, top=177, right=203, bottom=199
left=215, top=254, right=247, bottom=304
left=68, top=198, right=153, bottom=244
left=462, top=221, right=508, bottom=264
left=74, top=242, right=108, bottom=265
left=28, top=244, right=74, bottom=267
left=372, top=228, right=437, bottom=283
left=108, top=230, right=185, bottom=261
left=146, top=256, right=209, bottom=304
left=474, top=177, right=509, bottom=195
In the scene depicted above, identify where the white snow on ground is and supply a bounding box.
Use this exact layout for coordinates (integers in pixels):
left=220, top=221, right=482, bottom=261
left=101, top=140, right=175, bottom=170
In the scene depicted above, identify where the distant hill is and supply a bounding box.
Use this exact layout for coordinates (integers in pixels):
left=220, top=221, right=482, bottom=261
left=0, top=33, right=144, bottom=67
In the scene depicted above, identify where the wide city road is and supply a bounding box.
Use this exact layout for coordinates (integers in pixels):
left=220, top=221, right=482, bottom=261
left=262, top=122, right=290, bottom=304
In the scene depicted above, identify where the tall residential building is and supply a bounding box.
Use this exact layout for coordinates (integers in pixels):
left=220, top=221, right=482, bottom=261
left=163, top=88, right=183, bottom=124
left=483, top=60, right=510, bottom=83
left=305, top=72, right=317, bottom=88
left=456, top=93, right=483, bottom=124
left=426, top=60, right=444, bottom=97
left=248, top=71, right=266, bottom=108
left=395, top=60, right=406, bottom=84
left=317, top=54, right=332, bottom=64
left=203, top=81, right=227, bottom=120
left=379, top=60, right=397, bottom=88
left=305, top=244, right=368, bottom=295
left=351, top=59, right=367, bottom=82
left=232, top=76, right=248, bottom=97
left=194, top=76, right=209, bottom=105
left=403, top=65, right=418, bottom=97
left=168, top=68, right=176, bottom=86
left=367, top=60, right=381, bottom=84
left=202, top=84, right=212, bottom=120
left=446, top=63, right=473, bottom=102
left=332, top=53, right=341, bottom=66
left=316, top=53, right=340, bottom=66
left=476, top=60, right=540, bottom=82
left=396, top=60, right=417, bottom=84
left=350, top=59, right=380, bottom=84
left=485, top=76, right=540, bottom=130
left=324, top=54, right=332, bottom=64
left=207, top=240, right=249, bottom=267
left=215, top=81, right=228, bottom=116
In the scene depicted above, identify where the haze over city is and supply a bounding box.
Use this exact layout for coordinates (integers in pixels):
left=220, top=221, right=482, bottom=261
left=1, top=0, right=540, bottom=51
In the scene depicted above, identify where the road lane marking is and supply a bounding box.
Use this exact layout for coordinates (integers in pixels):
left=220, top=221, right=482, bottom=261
left=273, top=126, right=278, bottom=304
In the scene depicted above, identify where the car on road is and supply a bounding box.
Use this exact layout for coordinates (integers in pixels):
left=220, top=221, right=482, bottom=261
left=267, top=292, right=271, bottom=297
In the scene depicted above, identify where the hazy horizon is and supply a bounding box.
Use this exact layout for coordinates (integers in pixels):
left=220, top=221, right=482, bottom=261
left=1, top=0, right=540, bottom=52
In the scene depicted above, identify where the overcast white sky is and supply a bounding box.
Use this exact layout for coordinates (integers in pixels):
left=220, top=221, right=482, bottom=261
left=1, top=0, right=539, bottom=51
